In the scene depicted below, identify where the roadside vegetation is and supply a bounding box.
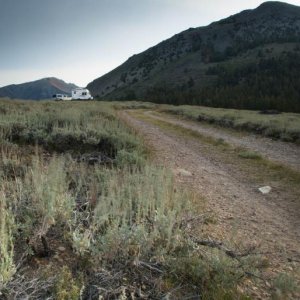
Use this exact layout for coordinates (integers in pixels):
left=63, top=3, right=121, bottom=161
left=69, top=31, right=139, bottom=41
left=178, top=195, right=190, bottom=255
left=0, top=98, right=265, bottom=299
left=159, top=104, right=300, bottom=143
left=1, top=99, right=298, bottom=299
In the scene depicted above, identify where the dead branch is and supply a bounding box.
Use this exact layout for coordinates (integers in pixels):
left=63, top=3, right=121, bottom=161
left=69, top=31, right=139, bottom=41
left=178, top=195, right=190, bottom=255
left=244, top=271, right=265, bottom=281
left=287, top=257, right=300, bottom=263
left=138, top=261, right=163, bottom=274
left=178, top=212, right=213, bottom=228
left=3, top=274, right=55, bottom=299
left=191, top=237, right=256, bottom=259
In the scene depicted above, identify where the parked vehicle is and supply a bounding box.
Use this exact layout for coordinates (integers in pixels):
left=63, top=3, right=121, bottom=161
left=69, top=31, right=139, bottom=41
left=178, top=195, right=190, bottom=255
left=72, top=88, right=93, bottom=100
left=53, top=94, right=72, bottom=101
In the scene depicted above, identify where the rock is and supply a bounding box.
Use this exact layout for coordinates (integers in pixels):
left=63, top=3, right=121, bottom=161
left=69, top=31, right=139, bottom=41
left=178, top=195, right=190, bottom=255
left=58, top=246, right=66, bottom=252
left=258, top=186, right=272, bottom=194
left=176, top=168, right=192, bottom=177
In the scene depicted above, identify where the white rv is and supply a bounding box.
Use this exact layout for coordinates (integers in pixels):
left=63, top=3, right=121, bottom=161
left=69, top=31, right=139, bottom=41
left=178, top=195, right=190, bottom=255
left=72, top=88, right=93, bottom=100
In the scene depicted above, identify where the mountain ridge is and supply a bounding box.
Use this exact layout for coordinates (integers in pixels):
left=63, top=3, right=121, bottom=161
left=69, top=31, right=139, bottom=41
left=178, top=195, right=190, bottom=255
left=0, top=77, right=78, bottom=100
left=87, top=1, right=300, bottom=112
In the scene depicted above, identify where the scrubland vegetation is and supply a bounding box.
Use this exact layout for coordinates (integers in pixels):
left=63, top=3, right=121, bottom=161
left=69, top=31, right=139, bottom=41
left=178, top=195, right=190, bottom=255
left=142, top=51, right=300, bottom=113
left=0, top=99, right=297, bottom=299
left=160, top=104, right=300, bottom=143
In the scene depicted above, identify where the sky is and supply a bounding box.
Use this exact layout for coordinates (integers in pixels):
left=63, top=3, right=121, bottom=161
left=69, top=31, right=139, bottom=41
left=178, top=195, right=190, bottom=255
left=1, top=0, right=300, bottom=88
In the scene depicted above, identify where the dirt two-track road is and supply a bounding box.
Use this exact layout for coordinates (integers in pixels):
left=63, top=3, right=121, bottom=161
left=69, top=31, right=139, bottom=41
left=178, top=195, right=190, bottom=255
left=120, top=109, right=300, bottom=298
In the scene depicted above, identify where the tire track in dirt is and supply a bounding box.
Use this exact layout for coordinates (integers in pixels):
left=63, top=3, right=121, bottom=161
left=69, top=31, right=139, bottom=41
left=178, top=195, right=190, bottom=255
left=120, top=110, right=300, bottom=297
left=146, top=111, right=300, bottom=172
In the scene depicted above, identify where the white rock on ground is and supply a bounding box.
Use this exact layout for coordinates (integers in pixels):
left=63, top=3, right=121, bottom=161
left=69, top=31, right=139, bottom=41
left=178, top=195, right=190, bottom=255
left=258, top=186, right=272, bottom=194
left=176, top=168, right=193, bottom=177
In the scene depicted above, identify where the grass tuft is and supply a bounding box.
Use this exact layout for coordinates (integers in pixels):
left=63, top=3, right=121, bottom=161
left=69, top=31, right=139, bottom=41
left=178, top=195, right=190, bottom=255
left=237, top=150, right=262, bottom=160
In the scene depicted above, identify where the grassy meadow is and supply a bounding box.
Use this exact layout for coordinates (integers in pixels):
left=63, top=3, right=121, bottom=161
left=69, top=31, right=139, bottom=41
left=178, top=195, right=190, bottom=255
left=0, top=99, right=296, bottom=299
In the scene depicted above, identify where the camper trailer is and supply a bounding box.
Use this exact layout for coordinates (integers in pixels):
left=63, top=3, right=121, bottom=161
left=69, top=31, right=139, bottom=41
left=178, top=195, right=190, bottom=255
left=72, top=88, right=93, bottom=100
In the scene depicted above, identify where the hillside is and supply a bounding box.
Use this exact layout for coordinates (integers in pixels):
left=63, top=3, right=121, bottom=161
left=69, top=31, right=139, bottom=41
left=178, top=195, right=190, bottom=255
left=0, top=77, right=78, bottom=100
left=87, top=1, right=300, bottom=112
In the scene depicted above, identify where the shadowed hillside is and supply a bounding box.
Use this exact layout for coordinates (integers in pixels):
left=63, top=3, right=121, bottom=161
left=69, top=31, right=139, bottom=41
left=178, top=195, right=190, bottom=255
left=88, top=1, right=300, bottom=112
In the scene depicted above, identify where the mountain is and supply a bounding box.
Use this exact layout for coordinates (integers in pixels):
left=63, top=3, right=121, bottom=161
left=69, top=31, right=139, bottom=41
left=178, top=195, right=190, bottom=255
left=87, top=1, right=300, bottom=112
left=0, top=77, right=78, bottom=100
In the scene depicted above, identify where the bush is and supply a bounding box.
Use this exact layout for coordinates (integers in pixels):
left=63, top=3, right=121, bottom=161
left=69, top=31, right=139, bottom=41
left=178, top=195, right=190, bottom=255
left=0, top=192, right=16, bottom=288
left=272, top=273, right=299, bottom=299
left=54, top=266, right=82, bottom=300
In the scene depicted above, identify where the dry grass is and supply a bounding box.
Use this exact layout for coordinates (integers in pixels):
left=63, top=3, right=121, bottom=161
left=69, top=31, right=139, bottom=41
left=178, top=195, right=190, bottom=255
left=0, top=99, right=292, bottom=299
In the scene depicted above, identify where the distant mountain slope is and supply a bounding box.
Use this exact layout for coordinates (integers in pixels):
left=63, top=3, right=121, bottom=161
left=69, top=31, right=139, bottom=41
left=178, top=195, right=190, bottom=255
left=0, top=77, right=78, bottom=100
left=87, top=1, right=300, bottom=112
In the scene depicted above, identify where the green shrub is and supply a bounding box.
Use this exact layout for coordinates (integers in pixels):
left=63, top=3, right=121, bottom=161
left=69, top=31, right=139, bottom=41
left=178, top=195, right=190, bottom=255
left=272, top=273, right=299, bottom=299
left=167, top=249, right=256, bottom=299
left=24, top=155, right=75, bottom=237
left=71, top=166, right=189, bottom=261
left=115, top=149, right=145, bottom=167
left=0, top=191, right=16, bottom=287
left=54, top=266, right=82, bottom=300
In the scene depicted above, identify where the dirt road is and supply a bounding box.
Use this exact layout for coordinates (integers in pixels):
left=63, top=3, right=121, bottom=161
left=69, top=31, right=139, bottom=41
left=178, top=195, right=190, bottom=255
left=145, top=111, right=300, bottom=172
left=121, top=109, right=300, bottom=297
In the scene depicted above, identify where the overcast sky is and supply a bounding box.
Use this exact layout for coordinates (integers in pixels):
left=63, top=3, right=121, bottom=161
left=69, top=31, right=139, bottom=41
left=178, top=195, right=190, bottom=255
left=0, top=0, right=299, bottom=87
